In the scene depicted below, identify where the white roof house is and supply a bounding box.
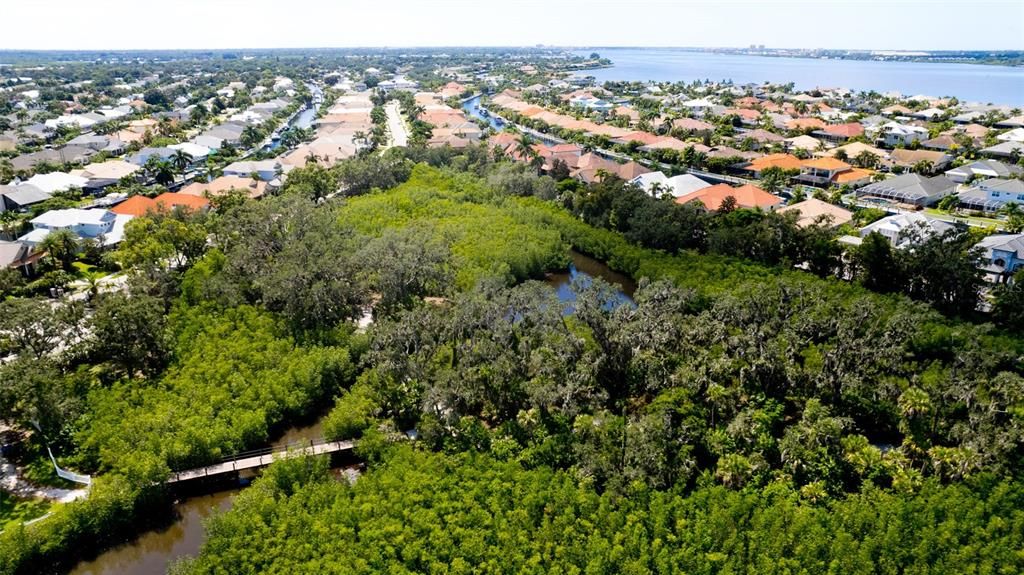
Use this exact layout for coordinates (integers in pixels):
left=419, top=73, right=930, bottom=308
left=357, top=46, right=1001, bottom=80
left=24, top=172, right=89, bottom=194
left=168, top=142, right=212, bottom=160
left=631, top=171, right=711, bottom=198
left=996, top=128, right=1024, bottom=143
left=22, top=208, right=130, bottom=246
left=859, top=213, right=954, bottom=248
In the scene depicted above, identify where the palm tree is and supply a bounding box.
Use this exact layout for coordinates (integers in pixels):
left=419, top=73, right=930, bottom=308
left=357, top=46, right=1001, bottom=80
left=241, top=125, right=263, bottom=149
left=0, top=210, right=21, bottom=240
left=40, top=229, right=78, bottom=271
left=146, top=158, right=176, bottom=186
left=171, top=149, right=193, bottom=173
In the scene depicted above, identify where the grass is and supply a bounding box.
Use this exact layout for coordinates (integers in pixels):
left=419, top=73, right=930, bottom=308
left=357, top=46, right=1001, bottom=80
left=0, top=492, right=52, bottom=531
left=924, top=208, right=1007, bottom=229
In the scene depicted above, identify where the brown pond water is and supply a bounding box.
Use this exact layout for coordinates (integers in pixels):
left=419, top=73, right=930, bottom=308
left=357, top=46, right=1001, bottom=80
left=544, top=250, right=637, bottom=306
left=68, top=489, right=237, bottom=575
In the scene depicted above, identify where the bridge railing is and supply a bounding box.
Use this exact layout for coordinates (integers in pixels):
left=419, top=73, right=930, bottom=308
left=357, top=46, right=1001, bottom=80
left=168, top=438, right=352, bottom=483
left=47, top=447, right=91, bottom=486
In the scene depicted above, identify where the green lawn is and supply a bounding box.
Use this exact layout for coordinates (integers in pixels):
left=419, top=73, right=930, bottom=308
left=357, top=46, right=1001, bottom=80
left=71, top=261, right=112, bottom=280
left=924, top=208, right=1006, bottom=229
left=0, top=492, right=52, bottom=531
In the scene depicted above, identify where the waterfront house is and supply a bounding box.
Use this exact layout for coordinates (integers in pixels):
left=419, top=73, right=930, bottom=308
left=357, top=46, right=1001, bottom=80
left=856, top=173, right=957, bottom=207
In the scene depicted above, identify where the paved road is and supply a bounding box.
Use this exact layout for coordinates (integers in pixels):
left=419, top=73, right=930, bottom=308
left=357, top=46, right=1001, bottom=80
left=384, top=101, right=409, bottom=148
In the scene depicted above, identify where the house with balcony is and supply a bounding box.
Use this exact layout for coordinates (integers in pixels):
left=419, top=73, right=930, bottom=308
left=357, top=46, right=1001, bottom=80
left=795, top=157, right=874, bottom=188
left=870, top=121, right=928, bottom=147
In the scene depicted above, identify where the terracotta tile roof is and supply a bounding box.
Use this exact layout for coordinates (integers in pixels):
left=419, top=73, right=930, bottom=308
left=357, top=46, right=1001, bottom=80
left=154, top=192, right=210, bottom=211
left=180, top=176, right=266, bottom=199
left=801, top=157, right=852, bottom=171
left=744, top=153, right=804, bottom=172
left=110, top=195, right=156, bottom=217
left=822, top=123, right=864, bottom=138
left=787, top=117, right=827, bottom=130
left=833, top=167, right=875, bottom=183
left=675, top=183, right=782, bottom=211
left=672, top=117, right=715, bottom=132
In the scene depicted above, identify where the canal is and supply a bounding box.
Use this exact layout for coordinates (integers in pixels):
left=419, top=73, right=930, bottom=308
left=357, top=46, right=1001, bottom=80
left=65, top=251, right=634, bottom=575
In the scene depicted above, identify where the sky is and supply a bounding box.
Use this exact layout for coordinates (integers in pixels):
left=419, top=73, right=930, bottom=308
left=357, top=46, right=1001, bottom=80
left=2, top=0, right=1022, bottom=51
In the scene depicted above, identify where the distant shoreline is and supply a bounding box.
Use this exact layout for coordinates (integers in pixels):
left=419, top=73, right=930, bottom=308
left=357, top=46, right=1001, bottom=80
left=569, top=47, right=1024, bottom=68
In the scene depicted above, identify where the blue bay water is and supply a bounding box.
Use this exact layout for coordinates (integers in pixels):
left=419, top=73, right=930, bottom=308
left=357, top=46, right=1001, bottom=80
left=573, top=49, right=1024, bottom=106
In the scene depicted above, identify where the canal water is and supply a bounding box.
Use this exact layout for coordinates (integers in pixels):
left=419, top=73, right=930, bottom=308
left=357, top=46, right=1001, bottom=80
left=67, top=417, right=330, bottom=575
left=69, top=489, right=237, bottom=575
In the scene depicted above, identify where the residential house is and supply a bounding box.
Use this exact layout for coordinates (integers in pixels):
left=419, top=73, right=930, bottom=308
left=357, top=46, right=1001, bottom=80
left=813, top=122, right=864, bottom=144
left=111, top=192, right=210, bottom=217
left=741, top=153, right=804, bottom=177
left=631, top=171, right=711, bottom=198
left=777, top=198, right=854, bottom=228
left=997, top=128, right=1024, bottom=143
left=956, top=178, right=1024, bottom=212
left=0, top=184, right=50, bottom=212
left=11, top=146, right=96, bottom=172
left=975, top=233, right=1024, bottom=284
left=856, top=173, right=957, bottom=207
left=24, top=172, right=89, bottom=194
left=796, top=157, right=874, bottom=188
left=223, top=159, right=287, bottom=181
left=21, top=208, right=131, bottom=246
left=920, top=135, right=957, bottom=152
left=786, top=134, right=823, bottom=153
left=0, top=240, right=43, bottom=275
left=858, top=213, right=954, bottom=248
left=737, top=129, right=784, bottom=149
left=674, top=183, right=783, bottom=211
left=871, top=121, right=928, bottom=147
left=945, top=160, right=1023, bottom=184
left=127, top=146, right=177, bottom=166
left=69, top=160, right=141, bottom=191
left=180, top=175, right=267, bottom=199
left=889, top=149, right=952, bottom=172
left=981, top=141, right=1024, bottom=159
left=995, top=115, right=1024, bottom=129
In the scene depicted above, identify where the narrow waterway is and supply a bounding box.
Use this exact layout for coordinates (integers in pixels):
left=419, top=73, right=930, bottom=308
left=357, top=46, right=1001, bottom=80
left=69, top=489, right=237, bottom=575
left=545, top=250, right=637, bottom=309
left=66, top=416, right=330, bottom=575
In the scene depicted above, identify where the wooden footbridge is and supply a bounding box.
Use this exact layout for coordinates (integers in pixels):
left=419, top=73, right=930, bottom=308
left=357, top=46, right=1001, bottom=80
left=168, top=439, right=354, bottom=484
